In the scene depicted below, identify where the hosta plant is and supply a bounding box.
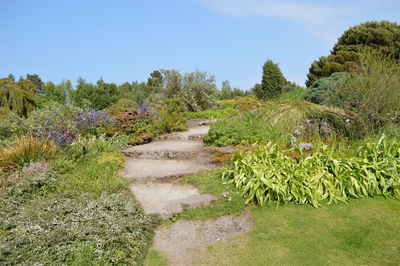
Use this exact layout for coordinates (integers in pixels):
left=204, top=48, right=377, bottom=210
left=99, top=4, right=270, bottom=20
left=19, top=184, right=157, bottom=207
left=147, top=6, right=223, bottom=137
left=223, top=135, right=400, bottom=207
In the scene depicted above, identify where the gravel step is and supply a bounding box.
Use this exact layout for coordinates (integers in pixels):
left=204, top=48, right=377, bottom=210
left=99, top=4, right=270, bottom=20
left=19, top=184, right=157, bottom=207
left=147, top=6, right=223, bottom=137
left=129, top=183, right=217, bottom=219
left=122, top=140, right=203, bottom=159
left=119, top=158, right=210, bottom=181
left=153, top=212, right=253, bottom=265
left=156, top=126, right=210, bottom=141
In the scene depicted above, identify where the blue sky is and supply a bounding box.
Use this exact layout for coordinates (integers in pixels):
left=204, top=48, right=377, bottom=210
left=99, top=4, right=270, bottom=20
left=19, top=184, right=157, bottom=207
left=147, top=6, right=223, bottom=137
left=1, top=0, right=399, bottom=89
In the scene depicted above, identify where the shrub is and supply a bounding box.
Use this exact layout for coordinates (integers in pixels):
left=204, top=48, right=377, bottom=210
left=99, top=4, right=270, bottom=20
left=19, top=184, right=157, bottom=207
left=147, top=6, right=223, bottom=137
left=306, top=20, right=400, bottom=86
left=179, top=71, right=218, bottom=111
left=154, top=98, right=187, bottom=133
left=223, top=136, right=400, bottom=207
left=234, top=95, right=263, bottom=112
left=0, top=136, right=57, bottom=171
left=23, top=103, right=115, bottom=146
left=0, top=113, right=24, bottom=141
left=217, top=99, right=236, bottom=109
left=184, top=107, right=239, bottom=119
left=304, top=73, right=346, bottom=106
left=110, top=98, right=137, bottom=109
left=106, top=107, right=157, bottom=145
left=205, top=114, right=272, bottom=146
left=334, top=50, right=400, bottom=132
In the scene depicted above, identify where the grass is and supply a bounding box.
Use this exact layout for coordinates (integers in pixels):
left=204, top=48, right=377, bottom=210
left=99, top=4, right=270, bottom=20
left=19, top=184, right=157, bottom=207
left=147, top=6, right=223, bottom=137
left=169, top=170, right=247, bottom=222
left=174, top=169, right=400, bottom=266
left=259, top=99, right=358, bottom=138
left=145, top=249, right=169, bottom=266
left=0, top=136, right=57, bottom=171
left=193, top=197, right=400, bottom=265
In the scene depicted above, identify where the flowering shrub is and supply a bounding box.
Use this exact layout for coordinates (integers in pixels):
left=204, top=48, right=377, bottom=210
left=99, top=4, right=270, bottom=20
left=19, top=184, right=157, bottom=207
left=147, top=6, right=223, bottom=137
left=23, top=103, right=115, bottom=146
left=0, top=191, right=157, bottom=265
left=107, top=107, right=157, bottom=145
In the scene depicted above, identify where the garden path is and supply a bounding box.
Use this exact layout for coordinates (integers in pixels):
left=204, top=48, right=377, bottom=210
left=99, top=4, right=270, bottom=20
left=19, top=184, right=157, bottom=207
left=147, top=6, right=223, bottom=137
left=120, top=120, right=253, bottom=265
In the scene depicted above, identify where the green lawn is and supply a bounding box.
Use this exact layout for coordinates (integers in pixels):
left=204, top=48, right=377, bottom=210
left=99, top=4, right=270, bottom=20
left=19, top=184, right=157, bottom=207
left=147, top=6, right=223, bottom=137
left=164, top=170, right=400, bottom=266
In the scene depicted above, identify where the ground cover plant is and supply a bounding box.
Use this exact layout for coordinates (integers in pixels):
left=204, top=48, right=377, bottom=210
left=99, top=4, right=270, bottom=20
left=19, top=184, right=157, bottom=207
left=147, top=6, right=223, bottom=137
left=184, top=107, right=238, bottom=119
left=0, top=135, right=158, bottom=265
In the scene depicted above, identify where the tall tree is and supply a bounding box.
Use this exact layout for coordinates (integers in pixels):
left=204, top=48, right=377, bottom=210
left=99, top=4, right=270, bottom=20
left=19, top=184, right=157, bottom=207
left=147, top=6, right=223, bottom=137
left=306, top=21, right=400, bottom=87
left=147, top=70, right=163, bottom=89
left=0, top=78, right=37, bottom=117
left=41, top=80, right=72, bottom=104
left=260, top=60, right=285, bottom=99
left=220, top=80, right=233, bottom=100
left=25, top=74, right=44, bottom=94
left=160, top=69, right=182, bottom=98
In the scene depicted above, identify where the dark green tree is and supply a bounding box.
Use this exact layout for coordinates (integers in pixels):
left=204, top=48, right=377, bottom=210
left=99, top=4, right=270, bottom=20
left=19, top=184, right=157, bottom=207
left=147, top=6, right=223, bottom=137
left=233, top=87, right=245, bottom=97
left=25, top=74, right=44, bottom=94
left=147, top=70, right=163, bottom=89
left=73, top=78, right=96, bottom=107
left=0, top=78, right=37, bottom=117
left=306, top=21, right=400, bottom=87
left=92, top=79, right=121, bottom=109
left=220, top=80, right=233, bottom=100
left=7, top=74, right=15, bottom=82
left=160, top=69, right=182, bottom=98
left=41, top=81, right=66, bottom=103
left=251, top=83, right=262, bottom=98
left=260, top=60, right=285, bottom=99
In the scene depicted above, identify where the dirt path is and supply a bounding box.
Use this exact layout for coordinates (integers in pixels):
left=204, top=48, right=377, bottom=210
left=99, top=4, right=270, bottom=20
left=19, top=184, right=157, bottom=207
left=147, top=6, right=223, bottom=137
left=120, top=120, right=253, bottom=265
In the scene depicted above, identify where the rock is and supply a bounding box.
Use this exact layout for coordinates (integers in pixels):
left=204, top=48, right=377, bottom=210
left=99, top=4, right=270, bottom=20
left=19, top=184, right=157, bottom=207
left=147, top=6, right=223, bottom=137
left=180, top=194, right=217, bottom=209
left=120, top=158, right=210, bottom=181
left=153, top=212, right=253, bottom=265
left=299, top=142, right=313, bottom=151
left=319, top=118, right=333, bottom=138
left=290, top=135, right=297, bottom=147
left=199, top=121, right=207, bottom=126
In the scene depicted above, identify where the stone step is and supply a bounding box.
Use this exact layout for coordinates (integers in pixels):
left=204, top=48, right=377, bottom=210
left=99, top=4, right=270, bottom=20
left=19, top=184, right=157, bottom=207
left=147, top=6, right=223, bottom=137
left=129, top=183, right=217, bottom=219
left=155, top=126, right=210, bottom=141
left=153, top=212, right=253, bottom=265
left=119, top=158, right=210, bottom=181
left=121, top=140, right=203, bottom=159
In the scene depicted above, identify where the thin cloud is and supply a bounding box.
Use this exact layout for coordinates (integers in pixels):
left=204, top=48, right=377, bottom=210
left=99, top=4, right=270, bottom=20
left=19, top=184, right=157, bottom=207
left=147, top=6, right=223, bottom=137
left=197, top=0, right=358, bottom=43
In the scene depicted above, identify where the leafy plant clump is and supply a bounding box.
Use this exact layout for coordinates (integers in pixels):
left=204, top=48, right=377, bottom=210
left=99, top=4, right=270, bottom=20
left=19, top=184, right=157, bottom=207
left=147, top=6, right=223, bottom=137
left=106, top=107, right=157, bottom=145
left=154, top=98, right=187, bottom=133
left=234, top=95, right=264, bottom=112
left=0, top=136, right=57, bottom=171
left=184, top=107, right=238, bottom=119
left=223, top=136, right=400, bottom=207
left=204, top=114, right=271, bottom=147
